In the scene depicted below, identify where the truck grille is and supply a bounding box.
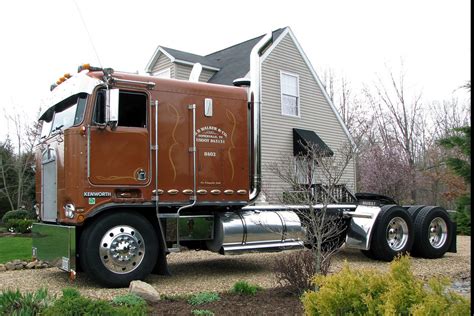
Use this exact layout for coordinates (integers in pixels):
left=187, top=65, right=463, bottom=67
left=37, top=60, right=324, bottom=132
left=41, top=148, right=57, bottom=222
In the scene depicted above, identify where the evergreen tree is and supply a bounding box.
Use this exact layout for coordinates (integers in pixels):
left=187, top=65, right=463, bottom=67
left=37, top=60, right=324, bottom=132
left=439, top=126, right=471, bottom=235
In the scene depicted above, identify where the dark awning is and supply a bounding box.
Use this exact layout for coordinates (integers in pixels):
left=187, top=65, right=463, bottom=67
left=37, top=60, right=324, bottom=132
left=293, top=128, right=334, bottom=157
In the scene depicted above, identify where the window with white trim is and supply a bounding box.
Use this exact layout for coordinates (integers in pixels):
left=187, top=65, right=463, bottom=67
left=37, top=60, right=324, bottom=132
left=281, top=72, right=300, bottom=117
left=152, top=67, right=171, bottom=78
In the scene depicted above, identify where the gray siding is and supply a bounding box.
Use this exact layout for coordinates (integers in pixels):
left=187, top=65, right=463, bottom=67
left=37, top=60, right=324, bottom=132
left=151, top=54, right=175, bottom=77
left=261, top=33, right=356, bottom=202
left=175, top=63, right=216, bottom=82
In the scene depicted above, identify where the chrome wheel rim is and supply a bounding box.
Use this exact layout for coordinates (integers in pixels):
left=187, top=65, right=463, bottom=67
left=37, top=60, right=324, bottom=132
left=99, top=225, right=145, bottom=274
left=386, top=217, right=409, bottom=251
left=428, top=217, right=448, bottom=249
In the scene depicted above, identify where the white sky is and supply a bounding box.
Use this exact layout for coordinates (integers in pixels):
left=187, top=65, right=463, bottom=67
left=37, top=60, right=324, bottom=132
left=0, top=0, right=470, bottom=140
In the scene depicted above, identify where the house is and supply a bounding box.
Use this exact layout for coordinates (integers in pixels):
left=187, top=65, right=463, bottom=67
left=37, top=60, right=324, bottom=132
left=145, top=27, right=356, bottom=203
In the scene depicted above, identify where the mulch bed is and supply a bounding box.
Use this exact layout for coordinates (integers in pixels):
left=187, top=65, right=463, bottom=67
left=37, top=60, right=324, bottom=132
left=150, top=287, right=304, bottom=315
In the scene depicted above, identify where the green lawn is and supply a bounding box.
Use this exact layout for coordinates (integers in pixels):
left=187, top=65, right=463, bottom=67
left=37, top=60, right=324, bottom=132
left=0, top=236, right=32, bottom=263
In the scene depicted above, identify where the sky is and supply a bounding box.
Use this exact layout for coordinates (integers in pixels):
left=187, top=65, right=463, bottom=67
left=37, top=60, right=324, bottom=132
left=0, top=0, right=470, bottom=141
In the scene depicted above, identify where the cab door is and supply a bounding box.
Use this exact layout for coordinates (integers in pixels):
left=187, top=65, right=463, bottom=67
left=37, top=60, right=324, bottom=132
left=88, top=89, right=150, bottom=186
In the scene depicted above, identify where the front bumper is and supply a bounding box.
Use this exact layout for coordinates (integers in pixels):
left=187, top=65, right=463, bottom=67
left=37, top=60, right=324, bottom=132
left=32, top=223, right=76, bottom=273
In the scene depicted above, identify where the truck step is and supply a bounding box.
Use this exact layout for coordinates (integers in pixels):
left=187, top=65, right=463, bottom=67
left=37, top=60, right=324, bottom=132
left=168, top=246, right=181, bottom=253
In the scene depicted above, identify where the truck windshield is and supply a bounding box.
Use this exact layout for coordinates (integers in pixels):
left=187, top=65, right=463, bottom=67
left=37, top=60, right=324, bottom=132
left=41, top=93, right=88, bottom=137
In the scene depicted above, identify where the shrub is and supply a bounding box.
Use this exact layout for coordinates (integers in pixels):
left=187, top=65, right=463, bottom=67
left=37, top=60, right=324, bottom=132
left=0, top=288, right=52, bottom=315
left=161, top=293, right=191, bottom=301
left=1, top=209, right=35, bottom=224
left=111, top=293, right=148, bottom=315
left=231, top=280, right=262, bottom=296
left=42, top=294, right=114, bottom=316
left=273, top=249, right=315, bottom=295
left=43, top=288, right=147, bottom=316
left=111, top=293, right=146, bottom=307
left=187, top=292, right=220, bottom=306
left=191, top=309, right=215, bottom=316
left=302, top=256, right=470, bottom=315
left=5, top=219, right=34, bottom=233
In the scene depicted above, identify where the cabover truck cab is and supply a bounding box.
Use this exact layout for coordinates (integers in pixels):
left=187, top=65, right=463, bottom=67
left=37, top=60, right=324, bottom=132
left=32, top=36, right=456, bottom=288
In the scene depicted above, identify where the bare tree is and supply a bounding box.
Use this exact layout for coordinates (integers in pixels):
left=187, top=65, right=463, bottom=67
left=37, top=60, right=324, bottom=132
left=320, top=68, right=372, bottom=148
left=0, top=110, right=39, bottom=213
left=361, top=64, right=424, bottom=203
left=269, top=142, right=354, bottom=277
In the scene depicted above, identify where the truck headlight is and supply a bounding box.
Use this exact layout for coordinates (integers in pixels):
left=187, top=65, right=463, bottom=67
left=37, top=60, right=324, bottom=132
left=64, top=203, right=75, bottom=219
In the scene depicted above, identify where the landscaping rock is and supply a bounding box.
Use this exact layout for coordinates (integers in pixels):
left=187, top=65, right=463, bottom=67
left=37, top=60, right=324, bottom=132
left=0, top=264, right=5, bottom=272
left=5, top=262, right=16, bottom=270
left=129, top=280, right=160, bottom=303
left=26, top=261, right=37, bottom=269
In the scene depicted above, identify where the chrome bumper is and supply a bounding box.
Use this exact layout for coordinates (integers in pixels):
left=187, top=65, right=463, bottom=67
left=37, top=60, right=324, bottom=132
left=32, top=223, right=76, bottom=273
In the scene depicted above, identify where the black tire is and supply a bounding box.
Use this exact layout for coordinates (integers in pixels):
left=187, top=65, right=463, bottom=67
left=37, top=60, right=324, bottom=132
left=406, top=205, right=426, bottom=219
left=360, top=248, right=377, bottom=260
left=79, top=211, right=158, bottom=288
left=412, top=206, right=452, bottom=259
left=369, top=205, right=414, bottom=261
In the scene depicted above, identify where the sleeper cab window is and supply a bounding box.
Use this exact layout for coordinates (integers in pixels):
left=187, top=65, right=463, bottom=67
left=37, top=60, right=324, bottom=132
left=280, top=71, right=300, bottom=117
left=93, top=89, right=147, bottom=128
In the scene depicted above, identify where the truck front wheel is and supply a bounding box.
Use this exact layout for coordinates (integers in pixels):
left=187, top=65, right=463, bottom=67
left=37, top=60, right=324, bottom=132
left=79, top=211, right=158, bottom=287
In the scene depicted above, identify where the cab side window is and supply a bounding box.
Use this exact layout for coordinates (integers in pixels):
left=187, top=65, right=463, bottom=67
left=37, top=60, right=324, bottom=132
left=118, top=92, right=147, bottom=128
left=93, top=90, right=147, bottom=128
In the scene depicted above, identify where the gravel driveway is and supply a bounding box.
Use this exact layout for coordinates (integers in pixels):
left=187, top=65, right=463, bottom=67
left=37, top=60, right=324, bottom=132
left=0, top=236, right=470, bottom=300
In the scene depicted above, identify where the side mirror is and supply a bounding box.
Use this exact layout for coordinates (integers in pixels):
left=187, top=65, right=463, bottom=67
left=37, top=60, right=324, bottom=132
left=106, top=88, right=119, bottom=127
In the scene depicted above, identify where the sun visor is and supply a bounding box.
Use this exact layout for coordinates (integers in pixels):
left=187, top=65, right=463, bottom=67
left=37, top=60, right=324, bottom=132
left=39, top=71, right=102, bottom=121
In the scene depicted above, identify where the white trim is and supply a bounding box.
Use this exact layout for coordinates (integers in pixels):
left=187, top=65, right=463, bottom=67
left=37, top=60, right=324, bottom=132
left=145, top=46, right=174, bottom=73
left=280, top=71, right=300, bottom=118
left=174, top=59, right=220, bottom=72
left=262, top=27, right=356, bottom=148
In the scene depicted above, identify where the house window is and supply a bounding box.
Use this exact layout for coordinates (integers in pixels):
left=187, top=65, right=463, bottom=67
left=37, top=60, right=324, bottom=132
left=153, top=68, right=171, bottom=78
left=281, top=72, right=300, bottom=117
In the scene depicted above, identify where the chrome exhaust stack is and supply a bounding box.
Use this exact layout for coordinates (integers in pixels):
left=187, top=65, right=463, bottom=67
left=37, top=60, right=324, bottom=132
left=248, top=32, right=273, bottom=202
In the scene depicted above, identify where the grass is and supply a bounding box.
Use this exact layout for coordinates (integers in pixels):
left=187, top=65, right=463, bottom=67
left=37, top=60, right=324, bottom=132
left=0, top=236, right=32, bottom=263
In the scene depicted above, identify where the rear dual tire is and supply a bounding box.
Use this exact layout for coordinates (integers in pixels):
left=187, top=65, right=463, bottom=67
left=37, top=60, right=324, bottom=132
left=411, top=206, right=452, bottom=259
left=361, top=205, right=452, bottom=261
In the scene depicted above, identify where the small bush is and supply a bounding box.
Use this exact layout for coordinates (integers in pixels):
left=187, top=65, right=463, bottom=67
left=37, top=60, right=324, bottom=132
left=43, top=288, right=147, bottom=316
left=191, top=309, right=215, bottom=316
left=111, top=293, right=148, bottom=315
left=111, top=293, right=146, bottom=307
left=5, top=219, right=34, bottom=233
left=61, top=287, right=81, bottom=299
left=1, top=209, right=35, bottom=224
left=187, top=292, right=220, bottom=306
left=161, top=293, right=191, bottom=301
left=273, top=249, right=316, bottom=295
left=0, top=288, right=52, bottom=315
left=301, top=255, right=470, bottom=315
left=231, top=280, right=262, bottom=296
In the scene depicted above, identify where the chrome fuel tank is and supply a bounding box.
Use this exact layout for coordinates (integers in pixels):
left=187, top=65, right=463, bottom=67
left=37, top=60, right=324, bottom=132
left=206, top=210, right=304, bottom=254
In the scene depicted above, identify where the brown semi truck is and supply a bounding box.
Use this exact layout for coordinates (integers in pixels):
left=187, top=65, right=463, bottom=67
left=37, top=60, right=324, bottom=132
left=32, top=34, right=456, bottom=287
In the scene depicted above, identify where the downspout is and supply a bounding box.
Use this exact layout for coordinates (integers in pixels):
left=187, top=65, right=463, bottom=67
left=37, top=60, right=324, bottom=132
left=248, top=32, right=273, bottom=202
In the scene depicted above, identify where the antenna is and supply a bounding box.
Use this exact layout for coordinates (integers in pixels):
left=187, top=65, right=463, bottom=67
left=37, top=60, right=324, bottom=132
left=72, top=0, right=103, bottom=68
